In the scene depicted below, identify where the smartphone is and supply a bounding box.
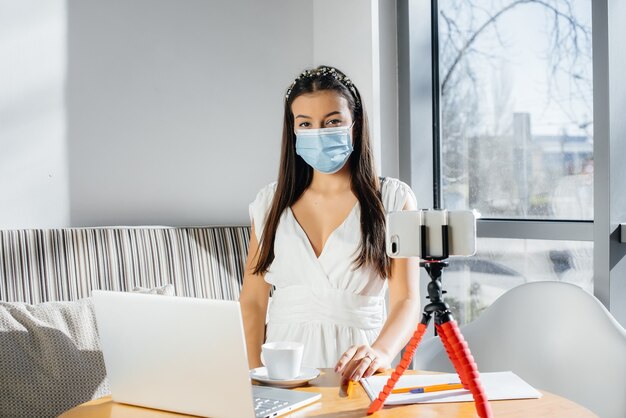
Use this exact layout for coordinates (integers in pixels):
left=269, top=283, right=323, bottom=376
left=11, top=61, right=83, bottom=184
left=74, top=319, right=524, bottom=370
left=386, top=209, right=477, bottom=258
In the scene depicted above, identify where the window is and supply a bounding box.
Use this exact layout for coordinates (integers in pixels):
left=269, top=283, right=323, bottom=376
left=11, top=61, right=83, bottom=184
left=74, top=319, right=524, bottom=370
left=444, top=238, right=593, bottom=323
left=438, top=0, right=593, bottom=221
left=436, top=0, right=593, bottom=324
left=399, top=0, right=598, bottom=326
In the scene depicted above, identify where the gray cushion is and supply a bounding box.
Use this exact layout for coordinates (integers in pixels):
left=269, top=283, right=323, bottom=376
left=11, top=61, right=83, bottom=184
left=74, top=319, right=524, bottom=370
left=0, top=284, right=174, bottom=418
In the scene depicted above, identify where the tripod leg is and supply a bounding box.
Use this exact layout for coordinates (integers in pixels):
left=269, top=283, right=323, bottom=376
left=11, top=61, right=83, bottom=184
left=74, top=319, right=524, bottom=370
left=366, top=321, right=429, bottom=415
left=435, top=323, right=469, bottom=389
left=440, top=320, right=493, bottom=418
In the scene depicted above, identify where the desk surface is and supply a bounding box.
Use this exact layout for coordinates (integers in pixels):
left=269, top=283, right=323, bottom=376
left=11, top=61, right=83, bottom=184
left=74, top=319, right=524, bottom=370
left=60, top=369, right=596, bottom=418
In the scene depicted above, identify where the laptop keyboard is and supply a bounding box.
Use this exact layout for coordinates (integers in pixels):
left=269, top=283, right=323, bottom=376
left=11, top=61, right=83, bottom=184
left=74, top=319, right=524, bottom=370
left=254, top=396, right=290, bottom=418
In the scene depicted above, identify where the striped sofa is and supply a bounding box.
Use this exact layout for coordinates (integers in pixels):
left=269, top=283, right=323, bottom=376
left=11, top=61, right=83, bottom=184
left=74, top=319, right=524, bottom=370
left=0, top=227, right=250, bottom=304
left=0, top=226, right=250, bottom=417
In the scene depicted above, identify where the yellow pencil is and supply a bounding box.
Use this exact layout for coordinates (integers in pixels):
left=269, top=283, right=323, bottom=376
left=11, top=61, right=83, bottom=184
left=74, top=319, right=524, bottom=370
left=391, top=382, right=464, bottom=394
left=346, top=380, right=355, bottom=397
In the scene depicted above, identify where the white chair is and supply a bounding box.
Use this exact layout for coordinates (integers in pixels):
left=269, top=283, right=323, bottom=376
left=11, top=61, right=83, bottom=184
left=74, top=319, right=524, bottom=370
left=412, top=281, right=626, bottom=418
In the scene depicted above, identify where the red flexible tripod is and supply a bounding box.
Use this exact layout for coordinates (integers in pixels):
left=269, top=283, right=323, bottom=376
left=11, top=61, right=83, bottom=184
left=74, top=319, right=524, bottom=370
left=367, top=222, right=493, bottom=417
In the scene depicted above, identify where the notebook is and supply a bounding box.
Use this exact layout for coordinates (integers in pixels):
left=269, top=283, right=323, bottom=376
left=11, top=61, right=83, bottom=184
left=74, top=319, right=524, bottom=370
left=92, top=290, right=321, bottom=418
left=361, top=371, right=542, bottom=405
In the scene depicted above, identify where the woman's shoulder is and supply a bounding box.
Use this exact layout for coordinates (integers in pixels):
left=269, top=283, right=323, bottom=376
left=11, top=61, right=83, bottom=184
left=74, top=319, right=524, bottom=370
left=380, top=177, right=408, bottom=189
left=248, top=181, right=278, bottom=238
left=254, top=181, right=278, bottom=200
left=250, top=181, right=278, bottom=214
left=380, top=177, right=417, bottom=212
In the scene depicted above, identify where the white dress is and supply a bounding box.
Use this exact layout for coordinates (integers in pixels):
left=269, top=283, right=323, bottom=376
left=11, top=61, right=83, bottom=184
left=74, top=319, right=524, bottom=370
left=248, top=178, right=416, bottom=369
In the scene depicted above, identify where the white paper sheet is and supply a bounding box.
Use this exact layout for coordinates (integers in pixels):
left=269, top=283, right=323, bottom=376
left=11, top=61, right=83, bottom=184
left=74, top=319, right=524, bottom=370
left=360, top=371, right=542, bottom=405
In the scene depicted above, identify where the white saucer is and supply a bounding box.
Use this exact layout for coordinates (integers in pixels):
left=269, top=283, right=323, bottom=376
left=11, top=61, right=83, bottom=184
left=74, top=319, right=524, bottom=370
left=250, top=367, right=320, bottom=388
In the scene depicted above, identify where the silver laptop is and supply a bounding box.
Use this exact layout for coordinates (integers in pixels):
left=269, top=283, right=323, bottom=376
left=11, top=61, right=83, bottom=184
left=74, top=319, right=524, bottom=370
left=92, top=290, right=321, bottom=418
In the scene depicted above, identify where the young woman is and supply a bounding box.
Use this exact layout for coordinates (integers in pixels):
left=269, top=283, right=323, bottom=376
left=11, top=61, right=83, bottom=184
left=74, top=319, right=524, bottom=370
left=239, top=66, right=421, bottom=383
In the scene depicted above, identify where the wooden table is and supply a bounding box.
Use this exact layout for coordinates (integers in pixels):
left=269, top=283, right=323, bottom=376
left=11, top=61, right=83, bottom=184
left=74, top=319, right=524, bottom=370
left=60, top=369, right=597, bottom=417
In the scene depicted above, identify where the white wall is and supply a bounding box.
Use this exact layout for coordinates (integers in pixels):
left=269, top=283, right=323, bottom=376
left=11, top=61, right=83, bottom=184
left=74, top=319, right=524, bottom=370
left=0, top=0, right=69, bottom=228
left=378, top=0, right=399, bottom=178
left=67, top=0, right=313, bottom=227
left=1, top=0, right=398, bottom=228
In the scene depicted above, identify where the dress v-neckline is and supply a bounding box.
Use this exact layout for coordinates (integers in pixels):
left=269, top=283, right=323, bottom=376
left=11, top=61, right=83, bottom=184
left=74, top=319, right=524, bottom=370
left=288, top=202, right=359, bottom=260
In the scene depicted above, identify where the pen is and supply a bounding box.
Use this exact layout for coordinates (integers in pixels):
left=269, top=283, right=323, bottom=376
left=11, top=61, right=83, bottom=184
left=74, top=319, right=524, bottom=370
left=391, top=383, right=464, bottom=394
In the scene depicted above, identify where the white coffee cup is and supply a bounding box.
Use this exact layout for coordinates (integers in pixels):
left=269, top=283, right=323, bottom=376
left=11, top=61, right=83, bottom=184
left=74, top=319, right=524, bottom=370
left=261, top=341, right=304, bottom=380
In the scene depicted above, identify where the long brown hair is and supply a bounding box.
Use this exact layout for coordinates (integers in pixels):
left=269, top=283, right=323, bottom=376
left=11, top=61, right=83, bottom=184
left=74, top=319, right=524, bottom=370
left=253, top=66, right=390, bottom=278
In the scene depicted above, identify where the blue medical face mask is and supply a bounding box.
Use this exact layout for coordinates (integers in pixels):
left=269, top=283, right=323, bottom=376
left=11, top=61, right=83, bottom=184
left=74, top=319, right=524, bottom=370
left=295, top=124, right=354, bottom=174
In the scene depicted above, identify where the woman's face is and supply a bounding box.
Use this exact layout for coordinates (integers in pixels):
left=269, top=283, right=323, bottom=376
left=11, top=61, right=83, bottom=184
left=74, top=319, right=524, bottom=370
left=291, top=90, right=353, bottom=131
